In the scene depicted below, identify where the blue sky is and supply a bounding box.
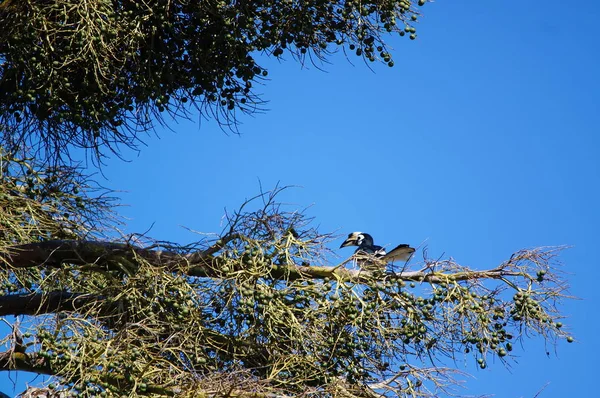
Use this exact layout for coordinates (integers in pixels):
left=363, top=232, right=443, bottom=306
left=2, top=0, right=599, bottom=396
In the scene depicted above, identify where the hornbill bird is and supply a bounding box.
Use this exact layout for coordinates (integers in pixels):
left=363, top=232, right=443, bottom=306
left=340, top=232, right=415, bottom=263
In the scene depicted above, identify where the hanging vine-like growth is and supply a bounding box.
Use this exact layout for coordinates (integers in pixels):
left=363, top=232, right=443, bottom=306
left=0, top=151, right=573, bottom=398
left=0, top=0, right=429, bottom=161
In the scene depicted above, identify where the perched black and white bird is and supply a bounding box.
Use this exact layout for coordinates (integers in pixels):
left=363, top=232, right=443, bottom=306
left=340, top=232, right=415, bottom=262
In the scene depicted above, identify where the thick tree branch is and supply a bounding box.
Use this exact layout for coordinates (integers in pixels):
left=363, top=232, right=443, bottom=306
left=0, top=350, right=175, bottom=396
left=0, top=351, right=52, bottom=376
left=0, top=292, right=104, bottom=317
left=2, top=239, right=219, bottom=274
left=3, top=240, right=184, bottom=268
left=2, top=240, right=526, bottom=284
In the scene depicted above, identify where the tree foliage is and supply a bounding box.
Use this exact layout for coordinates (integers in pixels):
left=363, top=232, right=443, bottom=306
left=0, top=1, right=576, bottom=396
left=0, top=151, right=573, bottom=397
left=0, top=0, right=426, bottom=161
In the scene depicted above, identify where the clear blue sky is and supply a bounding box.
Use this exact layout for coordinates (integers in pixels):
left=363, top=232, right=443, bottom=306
left=2, top=0, right=599, bottom=396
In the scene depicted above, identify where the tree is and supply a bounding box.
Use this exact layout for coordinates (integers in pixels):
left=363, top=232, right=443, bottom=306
left=0, top=0, right=425, bottom=162
left=0, top=1, right=575, bottom=396
left=0, top=149, right=573, bottom=397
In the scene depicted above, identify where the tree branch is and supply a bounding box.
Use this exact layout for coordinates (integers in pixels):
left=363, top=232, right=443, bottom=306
left=3, top=240, right=180, bottom=268
left=0, top=351, right=52, bottom=376
left=2, top=240, right=527, bottom=285
left=270, top=263, right=524, bottom=284
left=2, top=239, right=220, bottom=274
left=0, top=350, right=176, bottom=396
left=0, top=292, right=105, bottom=317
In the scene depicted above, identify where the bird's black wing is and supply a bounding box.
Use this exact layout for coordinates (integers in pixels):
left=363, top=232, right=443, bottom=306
left=381, top=244, right=415, bottom=262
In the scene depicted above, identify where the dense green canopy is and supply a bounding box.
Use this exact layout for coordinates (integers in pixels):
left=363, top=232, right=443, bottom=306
left=0, top=0, right=425, bottom=161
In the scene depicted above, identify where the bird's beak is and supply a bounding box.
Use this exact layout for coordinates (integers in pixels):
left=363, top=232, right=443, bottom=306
left=340, top=237, right=357, bottom=248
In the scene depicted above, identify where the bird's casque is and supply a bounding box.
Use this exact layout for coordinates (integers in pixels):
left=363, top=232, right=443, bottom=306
left=340, top=232, right=415, bottom=262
